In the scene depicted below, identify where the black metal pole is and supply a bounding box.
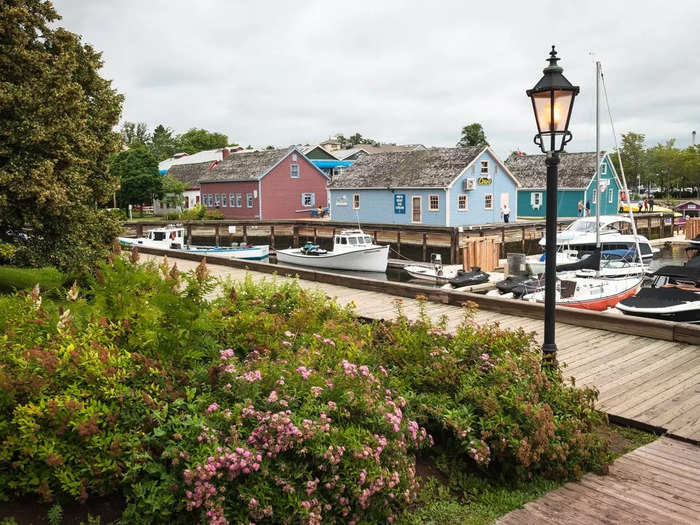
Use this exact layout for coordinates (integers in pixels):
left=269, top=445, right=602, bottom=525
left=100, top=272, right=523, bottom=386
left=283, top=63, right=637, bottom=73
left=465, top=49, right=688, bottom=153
left=542, top=151, right=559, bottom=366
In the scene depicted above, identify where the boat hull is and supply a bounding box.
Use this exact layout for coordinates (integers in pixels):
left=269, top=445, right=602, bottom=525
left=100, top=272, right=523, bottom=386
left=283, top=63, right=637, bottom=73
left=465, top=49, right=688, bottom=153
left=403, top=265, right=454, bottom=283
left=118, top=238, right=269, bottom=260
left=276, top=245, right=389, bottom=272
left=615, top=304, right=700, bottom=323
left=524, top=278, right=641, bottom=311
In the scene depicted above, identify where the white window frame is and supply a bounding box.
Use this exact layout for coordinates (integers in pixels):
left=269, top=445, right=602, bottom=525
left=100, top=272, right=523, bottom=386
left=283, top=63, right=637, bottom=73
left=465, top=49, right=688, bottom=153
left=214, top=194, right=220, bottom=206
left=290, top=163, right=300, bottom=178
left=484, top=193, right=493, bottom=210
left=592, top=190, right=597, bottom=204
left=411, top=195, right=422, bottom=223
left=221, top=194, right=227, bottom=207
left=608, top=188, right=614, bottom=203
left=480, top=160, right=489, bottom=175
left=457, top=194, right=468, bottom=211
left=302, top=192, right=315, bottom=207
left=352, top=194, right=360, bottom=209
left=600, top=163, right=607, bottom=175
left=428, top=194, right=439, bottom=211
left=533, top=192, right=542, bottom=206
left=236, top=193, right=242, bottom=207
left=246, top=193, right=253, bottom=208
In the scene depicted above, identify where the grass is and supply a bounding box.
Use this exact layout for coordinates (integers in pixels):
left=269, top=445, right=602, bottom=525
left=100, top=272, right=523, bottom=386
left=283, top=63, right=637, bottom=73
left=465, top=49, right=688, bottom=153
left=401, top=422, right=658, bottom=524
left=0, top=265, right=66, bottom=294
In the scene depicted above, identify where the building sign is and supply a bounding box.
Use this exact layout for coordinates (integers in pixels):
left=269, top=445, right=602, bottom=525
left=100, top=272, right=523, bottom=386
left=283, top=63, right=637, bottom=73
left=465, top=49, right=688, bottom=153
left=394, top=194, right=406, bottom=214
left=477, top=176, right=492, bottom=185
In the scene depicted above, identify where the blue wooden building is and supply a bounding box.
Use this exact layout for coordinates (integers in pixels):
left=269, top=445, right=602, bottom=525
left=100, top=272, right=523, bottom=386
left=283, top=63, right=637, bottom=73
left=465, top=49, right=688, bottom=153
left=328, top=147, right=520, bottom=226
left=506, top=151, right=622, bottom=219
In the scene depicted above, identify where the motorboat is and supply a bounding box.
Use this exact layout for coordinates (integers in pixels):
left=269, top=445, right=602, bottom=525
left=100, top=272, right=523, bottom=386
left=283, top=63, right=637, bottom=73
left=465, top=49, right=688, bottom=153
left=275, top=229, right=389, bottom=272
left=119, top=225, right=270, bottom=260
left=448, top=267, right=489, bottom=288
left=538, top=215, right=656, bottom=262
left=404, top=254, right=456, bottom=283
left=616, top=265, right=700, bottom=323
left=523, top=275, right=641, bottom=311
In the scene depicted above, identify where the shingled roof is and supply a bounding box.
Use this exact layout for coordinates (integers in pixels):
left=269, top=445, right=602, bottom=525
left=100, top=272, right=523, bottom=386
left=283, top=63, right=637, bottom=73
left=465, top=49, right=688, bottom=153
left=505, top=151, right=607, bottom=189
left=328, top=147, right=489, bottom=189
left=166, top=161, right=212, bottom=189
left=200, top=148, right=293, bottom=183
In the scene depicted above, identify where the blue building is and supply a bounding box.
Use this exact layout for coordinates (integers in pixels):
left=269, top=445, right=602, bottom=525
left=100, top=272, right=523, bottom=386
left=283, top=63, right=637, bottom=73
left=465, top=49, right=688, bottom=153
left=329, top=147, right=520, bottom=226
left=506, top=151, right=622, bottom=218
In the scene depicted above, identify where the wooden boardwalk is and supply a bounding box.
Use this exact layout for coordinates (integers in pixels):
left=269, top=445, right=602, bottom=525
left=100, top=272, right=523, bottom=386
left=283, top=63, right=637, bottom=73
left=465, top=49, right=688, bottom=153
left=496, top=437, right=700, bottom=525
left=144, top=255, right=700, bottom=443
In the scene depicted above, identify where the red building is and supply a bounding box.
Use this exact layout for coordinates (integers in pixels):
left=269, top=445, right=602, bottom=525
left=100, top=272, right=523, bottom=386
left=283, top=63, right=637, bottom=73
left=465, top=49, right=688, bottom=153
left=199, top=147, right=329, bottom=219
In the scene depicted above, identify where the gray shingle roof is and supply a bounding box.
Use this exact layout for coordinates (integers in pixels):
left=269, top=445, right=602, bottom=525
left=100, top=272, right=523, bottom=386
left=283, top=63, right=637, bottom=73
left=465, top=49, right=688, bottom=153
left=329, top=147, right=486, bottom=189
left=505, top=151, right=606, bottom=189
left=200, top=148, right=291, bottom=182
left=166, top=161, right=213, bottom=189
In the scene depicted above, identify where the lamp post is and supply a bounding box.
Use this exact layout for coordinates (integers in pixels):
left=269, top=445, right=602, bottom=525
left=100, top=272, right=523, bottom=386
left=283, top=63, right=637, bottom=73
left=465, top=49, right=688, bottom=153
left=526, top=46, right=579, bottom=366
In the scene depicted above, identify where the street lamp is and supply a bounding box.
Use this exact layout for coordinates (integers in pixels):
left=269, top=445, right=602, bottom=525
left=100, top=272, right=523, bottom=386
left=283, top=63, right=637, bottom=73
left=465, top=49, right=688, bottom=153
left=526, top=45, right=579, bottom=366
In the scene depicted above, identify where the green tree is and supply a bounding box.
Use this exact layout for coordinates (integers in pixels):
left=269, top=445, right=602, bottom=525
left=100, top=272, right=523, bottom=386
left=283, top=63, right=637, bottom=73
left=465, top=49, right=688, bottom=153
left=120, top=121, right=150, bottom=148
left=161, top=174, right=186, bottom=211
left=148, top=124, right=179, bottom=161
left=610, top=132, right=647, bottom=190
left=646, top=140, right=683, bottom=197
left=457, top=123, right=489, bottom=148
left=177, top=128, right=228, bottom=154
left=0, top=0, right=124, bottom=273
left=110, top=148, right=162, bottom=207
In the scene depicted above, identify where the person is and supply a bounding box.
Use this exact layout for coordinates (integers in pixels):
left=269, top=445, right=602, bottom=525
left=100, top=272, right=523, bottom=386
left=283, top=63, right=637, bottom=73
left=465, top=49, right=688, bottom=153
left=577, top=201, right=584, bottom=217
left=585, top=200, right=591, bottom=217
left=643, top=198, right=649, bottom=212
left=316, top=206, right=325, bottom=218
left=501, top=203, right=510, bottom=223
left=637, top=198, right=643, bottom=213
left=649, top=196, right=655, bottom=212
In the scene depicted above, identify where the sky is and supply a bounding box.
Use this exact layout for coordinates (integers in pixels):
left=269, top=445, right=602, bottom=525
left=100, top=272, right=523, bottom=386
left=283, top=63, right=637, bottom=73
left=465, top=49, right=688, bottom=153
left=52, top=0, right=700, bottom=158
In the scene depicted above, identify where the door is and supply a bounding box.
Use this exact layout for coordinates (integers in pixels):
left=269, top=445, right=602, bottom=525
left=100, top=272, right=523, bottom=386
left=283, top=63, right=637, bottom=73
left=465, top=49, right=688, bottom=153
left=412, top=196, right=422, bottom=223
left=500, top=193, right=510, bottom=210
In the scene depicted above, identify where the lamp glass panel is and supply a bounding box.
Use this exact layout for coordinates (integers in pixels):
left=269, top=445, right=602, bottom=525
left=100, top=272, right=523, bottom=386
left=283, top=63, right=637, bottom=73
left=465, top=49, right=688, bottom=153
left=532, top=90, right=573, bottom=132
left=552, top=90, right=573, bottom=131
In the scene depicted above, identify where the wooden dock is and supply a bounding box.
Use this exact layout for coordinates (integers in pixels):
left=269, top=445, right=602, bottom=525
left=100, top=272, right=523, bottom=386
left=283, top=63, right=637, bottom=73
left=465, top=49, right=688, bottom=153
left=496, top=437, right=700, bottom=524
left=141, top=253, right=700, bottom=443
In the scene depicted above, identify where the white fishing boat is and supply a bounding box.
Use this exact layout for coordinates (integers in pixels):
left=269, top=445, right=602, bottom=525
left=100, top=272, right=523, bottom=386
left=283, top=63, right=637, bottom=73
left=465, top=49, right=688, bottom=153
left=523, top=275, right=641, bottom=311
left=119, top=225, right=270, bottom=260
left=275, top=230, right=389, bottom=272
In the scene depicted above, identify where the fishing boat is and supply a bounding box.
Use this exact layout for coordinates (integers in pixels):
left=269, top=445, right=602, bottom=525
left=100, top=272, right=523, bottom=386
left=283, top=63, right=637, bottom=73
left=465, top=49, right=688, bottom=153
left=275, top=229, right=389, bottom=272
left=119, top=225, right=270, bottom=260
left=616, top=266, right=700, bottom=323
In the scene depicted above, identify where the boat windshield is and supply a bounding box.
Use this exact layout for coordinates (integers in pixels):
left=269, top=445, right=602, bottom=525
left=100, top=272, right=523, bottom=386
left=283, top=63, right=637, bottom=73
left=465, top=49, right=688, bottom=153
left=566, top=221, right=597, bottom=233
left=363, top=236, right=372, bottom=244
left=152, top=231, right=166, bottom=241
left=348, top=237, right=358, bottom=245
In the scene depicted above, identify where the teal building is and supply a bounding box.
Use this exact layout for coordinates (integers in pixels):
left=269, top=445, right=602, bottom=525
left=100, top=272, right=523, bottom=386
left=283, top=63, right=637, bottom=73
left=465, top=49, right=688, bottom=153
left=506, top=151, right=621, bottom=218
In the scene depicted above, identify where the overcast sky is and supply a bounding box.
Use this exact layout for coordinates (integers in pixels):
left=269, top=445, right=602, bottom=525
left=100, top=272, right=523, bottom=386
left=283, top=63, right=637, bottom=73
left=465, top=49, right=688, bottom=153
left=53, top=0, right=700, bottom=157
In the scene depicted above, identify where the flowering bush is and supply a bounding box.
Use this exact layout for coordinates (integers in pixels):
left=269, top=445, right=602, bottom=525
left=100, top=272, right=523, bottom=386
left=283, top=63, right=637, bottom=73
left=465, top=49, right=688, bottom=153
left=0, top=255, right=610, bottom=524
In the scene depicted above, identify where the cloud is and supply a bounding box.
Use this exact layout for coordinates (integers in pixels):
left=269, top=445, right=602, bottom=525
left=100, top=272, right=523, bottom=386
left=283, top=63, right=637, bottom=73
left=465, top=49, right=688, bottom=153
left=53, top=0, right=700, bottom=156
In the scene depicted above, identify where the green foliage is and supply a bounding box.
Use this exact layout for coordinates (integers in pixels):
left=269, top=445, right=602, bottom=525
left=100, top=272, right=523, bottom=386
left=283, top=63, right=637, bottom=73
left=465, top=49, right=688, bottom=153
left=0, top=259, right=610, bottom=523
left=110, top=148, right=162, bottom=207
left=457, top=123, right=489, bottom=148
left=0, top=265, right=66, bottom=294
left=0, top=242, right=16, bottom=264
left=177, top=128, right=228, bottom=155
left=0, top=0, right=124, bottom=273
left=203, top=209, right=224, bottom=220
left=120, top=122, right=150, bottom=149
left=161, top=175, right=186, bottom=211
left=180, top=205, right=207, bottom=221
left=47, top=503, right=63, bottom=525
left=149, top=125, right=179, bottom=162
left=334, top=132, right=379, bottom=148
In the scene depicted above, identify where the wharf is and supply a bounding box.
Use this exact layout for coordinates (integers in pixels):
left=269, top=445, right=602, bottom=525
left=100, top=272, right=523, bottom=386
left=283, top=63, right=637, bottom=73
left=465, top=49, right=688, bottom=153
left=141, top=252, right=700, bottom=443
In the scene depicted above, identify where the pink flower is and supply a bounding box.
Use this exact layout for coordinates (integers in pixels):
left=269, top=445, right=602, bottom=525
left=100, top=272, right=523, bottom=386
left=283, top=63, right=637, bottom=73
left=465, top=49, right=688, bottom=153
left=239, top=370, right=262, bottom=382
left=267, top=390, right=278, bottom=403
left=284, top=330, right=294, bottom=338
left=311, top=386, right=323, bottom=398
left=219, top=348, right=235, bottom=360
left=296, top=366, right=313, bottom=380
left=282, top=340, right=293, bottom=347
left=206, top=403, right=219, bottom=413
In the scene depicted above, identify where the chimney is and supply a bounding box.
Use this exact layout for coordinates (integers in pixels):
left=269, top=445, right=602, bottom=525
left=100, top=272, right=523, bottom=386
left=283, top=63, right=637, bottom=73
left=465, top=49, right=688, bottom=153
left=693, top=131, right=696, bottom=146
left=222, top=147, right=230, bottom=159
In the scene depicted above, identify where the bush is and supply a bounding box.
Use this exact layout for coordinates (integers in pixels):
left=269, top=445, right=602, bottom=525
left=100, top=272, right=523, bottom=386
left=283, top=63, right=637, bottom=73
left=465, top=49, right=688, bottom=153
left=0, top=258, right=610, bottom=524
left=180, top=205, right=206, bottom=221
left=0, top=265, right=66, bottom=294
left=0, top=242, right=16, bottom=264
left=203, top=209, right=224, bottom=220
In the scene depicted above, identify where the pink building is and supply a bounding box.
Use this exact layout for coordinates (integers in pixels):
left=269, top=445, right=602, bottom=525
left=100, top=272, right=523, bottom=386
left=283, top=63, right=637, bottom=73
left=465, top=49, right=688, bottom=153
left=199, top=147, right=329, bottom=219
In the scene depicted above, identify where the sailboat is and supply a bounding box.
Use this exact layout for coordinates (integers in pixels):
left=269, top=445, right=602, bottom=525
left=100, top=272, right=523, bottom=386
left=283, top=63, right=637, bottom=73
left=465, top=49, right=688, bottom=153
left=523, top=60, right=644, bottom=311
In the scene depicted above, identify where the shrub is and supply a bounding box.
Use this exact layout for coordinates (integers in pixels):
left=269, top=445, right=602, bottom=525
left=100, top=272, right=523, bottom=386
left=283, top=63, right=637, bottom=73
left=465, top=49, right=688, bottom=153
left=0, top=257, right=610, bottom=524
left=0, top=265, right=66, bottom=294
left=180, top=205, right=206, bottom=221
left=0, top=242, right=16, bottom=264
left=203, top=209, right=224, bottom=220
left=165, top=212, right=181, bottom=220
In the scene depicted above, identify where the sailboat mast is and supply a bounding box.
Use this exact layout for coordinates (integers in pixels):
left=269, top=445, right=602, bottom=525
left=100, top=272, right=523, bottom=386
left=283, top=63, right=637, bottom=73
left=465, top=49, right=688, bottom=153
left=595, top=60, right=601, bottom=248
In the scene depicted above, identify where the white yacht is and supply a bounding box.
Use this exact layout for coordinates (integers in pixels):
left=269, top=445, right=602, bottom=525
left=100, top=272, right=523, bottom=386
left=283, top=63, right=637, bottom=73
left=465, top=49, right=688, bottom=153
left=119, top=225, right=270, bottom=260
left=276, top=230, right=389, bottom=272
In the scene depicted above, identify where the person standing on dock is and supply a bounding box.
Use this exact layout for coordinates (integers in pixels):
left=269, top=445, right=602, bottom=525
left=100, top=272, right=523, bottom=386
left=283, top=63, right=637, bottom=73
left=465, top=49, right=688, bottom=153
left=643, top=198, right=649, bottom=212
left=585, top=200, right=591, bottom=216
left=649, top=196, right=655, bottom=212
left=578, top=201, right=584, bottom=217
left=501, top=203, right=511, bottom=223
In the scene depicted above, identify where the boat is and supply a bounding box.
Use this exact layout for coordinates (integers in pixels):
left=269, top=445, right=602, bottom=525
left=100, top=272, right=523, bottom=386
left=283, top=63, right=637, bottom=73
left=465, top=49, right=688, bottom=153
left=275, top=229, right=389, bottom=272
left=404, top=254, right=457, bottom=283
left=119, top=225, right=270, bottom=260
left=524, top=275, right=641, bottom=311
left=537, top=215, right=656, bottom=262
left=615, top=266, right=700, bottom=323
left=448, top=267, right=489, bottom=288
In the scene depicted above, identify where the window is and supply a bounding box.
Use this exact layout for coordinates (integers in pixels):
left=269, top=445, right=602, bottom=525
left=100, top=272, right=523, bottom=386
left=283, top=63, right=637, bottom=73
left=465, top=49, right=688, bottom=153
left=229, top=193, right=235, bottom=207
left=292, top=153, right=298, bottom=161
left=592, top=190, right=597, bottom=204
left=196, top=195, right=200, bottom=205
left=353, top=194, right=360, bottom=209
left=246, top=193, right=253, bottom=207
left=608, top=188, right=614, bottom=203
left=601, top=163, right=607, bottom=175
left=214, top=194, right=220, bottom=206
left=153, top=231, right=166, bottom=241
left=428, top=194, right=439, bottom=211
left=480, top=160, right=489, bottom=175
left=302, top=192, right=315, bottom=207
left=534, top=192, right=542, bottom=206
left=458, top=194, right=468, bottom=211
left=236, top=193, right=242, bottom=207
left=184, top=196, right=189, bottom=208
left=484, top=193, right=493, bottom=210
left=290, top=164, right=299, bottom=178
left=221, top=194, right=227, bottom=207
